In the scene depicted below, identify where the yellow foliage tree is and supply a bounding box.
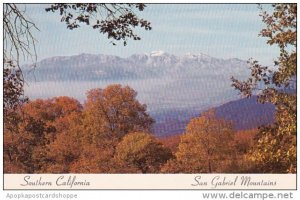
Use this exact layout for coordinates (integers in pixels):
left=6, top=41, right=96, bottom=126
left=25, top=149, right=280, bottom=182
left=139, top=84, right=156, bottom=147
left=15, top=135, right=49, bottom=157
left=162, top=110, right=236, bottom=173
left=231, top=4, right=296, bottom=173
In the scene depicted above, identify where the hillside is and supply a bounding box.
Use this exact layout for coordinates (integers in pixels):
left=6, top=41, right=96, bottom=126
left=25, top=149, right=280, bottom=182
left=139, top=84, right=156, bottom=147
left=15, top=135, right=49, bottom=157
left=153, top=96, right=275, bottom=136
left=215, top=95, right=275, bottom=130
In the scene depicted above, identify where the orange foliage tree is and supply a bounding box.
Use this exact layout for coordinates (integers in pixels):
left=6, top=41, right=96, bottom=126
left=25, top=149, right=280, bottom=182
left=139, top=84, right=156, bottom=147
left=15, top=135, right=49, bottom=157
left=161, top=110, right=236, bottom=173
left=4, top=96, right=82, bottom=173
left=232, top=129, right=258, bottom=173
left=160, top=134, right=181, bottom=154
left=83, top=84, right=154, bottom=142
left=69, top=84, right=155, bottom=173
left=234, top=129, right=257, bottom=155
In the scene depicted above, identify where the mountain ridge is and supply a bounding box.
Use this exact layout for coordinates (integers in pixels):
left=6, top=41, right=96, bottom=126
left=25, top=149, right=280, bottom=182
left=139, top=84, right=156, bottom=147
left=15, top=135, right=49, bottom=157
left=23, top=52, right=249, bottom=82
left=23, top=52, right=276, bottom=137
left=153, top=95, right=275, bottom=137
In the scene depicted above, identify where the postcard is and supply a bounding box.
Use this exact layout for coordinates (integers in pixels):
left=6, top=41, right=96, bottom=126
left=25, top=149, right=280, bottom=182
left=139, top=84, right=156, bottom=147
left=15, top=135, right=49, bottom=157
left=2, top=3, right=297, bottom=191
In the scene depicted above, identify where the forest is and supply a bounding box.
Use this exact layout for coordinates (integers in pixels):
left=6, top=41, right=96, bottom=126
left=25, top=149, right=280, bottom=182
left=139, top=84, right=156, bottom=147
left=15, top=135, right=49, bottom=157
left=4, top=84, right=259, bottom=173
left=3, top=4, right=296, bottom=174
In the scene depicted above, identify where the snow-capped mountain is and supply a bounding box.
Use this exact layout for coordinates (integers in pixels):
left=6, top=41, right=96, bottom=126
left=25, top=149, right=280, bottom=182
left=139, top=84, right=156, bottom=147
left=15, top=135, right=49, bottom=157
left=22, top=51, right=276, bottom=136
left=23, top=52, right=249, bottom=81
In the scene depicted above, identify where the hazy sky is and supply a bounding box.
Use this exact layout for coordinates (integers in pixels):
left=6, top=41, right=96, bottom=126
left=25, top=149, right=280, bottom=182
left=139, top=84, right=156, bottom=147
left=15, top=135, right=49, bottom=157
left=22, top=4, right=277, bottom=65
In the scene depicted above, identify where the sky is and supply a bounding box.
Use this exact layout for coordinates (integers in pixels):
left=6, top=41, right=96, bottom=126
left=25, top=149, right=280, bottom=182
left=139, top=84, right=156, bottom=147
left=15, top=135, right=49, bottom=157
left=21, top=3, right=278, bottom=65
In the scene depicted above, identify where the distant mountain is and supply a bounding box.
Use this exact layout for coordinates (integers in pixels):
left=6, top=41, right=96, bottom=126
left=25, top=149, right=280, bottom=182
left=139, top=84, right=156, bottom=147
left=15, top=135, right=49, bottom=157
left=153, top=96, right=275, bottom=137
left=23, top=52, right=276, bottom=137
left=152, top=109, right=200, bottom=137
left=215, top=95, right=275, bottom=130
left=23, top=52, right=249, bottom=81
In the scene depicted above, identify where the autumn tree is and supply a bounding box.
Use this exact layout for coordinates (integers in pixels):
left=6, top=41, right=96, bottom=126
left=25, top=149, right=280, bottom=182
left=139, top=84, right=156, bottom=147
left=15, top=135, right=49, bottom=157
left=160, top=134, right=181, bottom=153
left=68, top=144, right=116, bottom=173
left=3, top=3, right=151, bottom=101
left=45, top=4, right=151, bottom=46
left=231, top=4, right=296, bottom=173
left=29, top=97, right=82, bottom=173
left=161, top=110, right=236, bottom=173
left=21, top=96, right=82, bottom=139
left=40, top=111, right=84, bottom=173
left=234, top=129, right=257, bottom=155
left=82, top=84, right=154, bottom=145
left=4, top=120, right=32, bottom=173
left=4, top=113, right=50, bottom=173
left=114, top=132, right=173, bottom=173
left=3, top=3, right=151, bottom=130
left=4, top=96, right=83, bottom=173
left=231, top=129, right=258, bottom=173
left=69, top=142, right=144, bottom=173
left=68, top=85, right=155, bottom=173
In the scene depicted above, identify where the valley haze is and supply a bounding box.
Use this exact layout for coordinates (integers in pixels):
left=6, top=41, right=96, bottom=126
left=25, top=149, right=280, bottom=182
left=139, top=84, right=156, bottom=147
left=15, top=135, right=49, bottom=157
left=23, top=52, right=274, bottom=136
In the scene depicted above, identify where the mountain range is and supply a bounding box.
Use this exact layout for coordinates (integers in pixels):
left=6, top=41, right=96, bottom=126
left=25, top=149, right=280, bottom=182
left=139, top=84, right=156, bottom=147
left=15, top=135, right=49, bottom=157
left=23, top=51, right=249, bottom=81
left=23, top=52, right=276, bottom=136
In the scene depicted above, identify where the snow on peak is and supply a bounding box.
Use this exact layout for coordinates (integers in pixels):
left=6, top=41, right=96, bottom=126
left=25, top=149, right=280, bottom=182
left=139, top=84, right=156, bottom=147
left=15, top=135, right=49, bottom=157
left=183, top=52, right=197, bottom=59
left=150, top=50, right=165, bottom=57
left=182, top=52, right=212, bottom=59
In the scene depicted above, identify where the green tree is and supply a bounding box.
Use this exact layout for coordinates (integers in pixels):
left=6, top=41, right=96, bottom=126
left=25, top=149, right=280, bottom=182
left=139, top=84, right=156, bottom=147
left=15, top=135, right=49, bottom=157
left=231, top=4, right=296, bottom=173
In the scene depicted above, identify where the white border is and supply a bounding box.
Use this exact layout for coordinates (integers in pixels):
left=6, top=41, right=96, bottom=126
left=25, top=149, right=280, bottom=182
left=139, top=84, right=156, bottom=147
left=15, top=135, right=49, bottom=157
left=1, top=1, right=299, bottom=199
